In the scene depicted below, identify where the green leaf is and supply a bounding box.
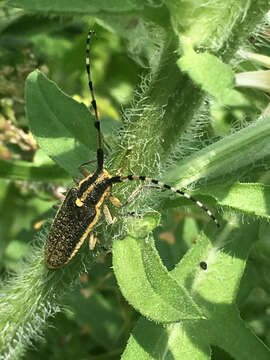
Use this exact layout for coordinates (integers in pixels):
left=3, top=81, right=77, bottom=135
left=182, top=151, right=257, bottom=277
left=122, top=222, right=270, bottom=360
left=113, top=213, right=204, bottom=323
left=201, top=182, right=270, bottom=219
left=7, top=0, right=145, bottom=14
left=177, top=46, right=252, bottom=135
left=25, top=70, right=97, bottom=177
left=171, top=225, right=249, bottom=303
left=178, top=48, right=248, bottom=106
left=164, top=116, right=270, bottom=188
left=178, top=48, right=234, bottom=101
left=0, top=158, right=68, bottom=181
left=121, top=317, right=211, bottom=360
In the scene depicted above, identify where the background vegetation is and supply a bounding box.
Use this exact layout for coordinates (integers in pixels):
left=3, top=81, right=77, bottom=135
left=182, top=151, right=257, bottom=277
left=0, top=1, right=270, bottom=359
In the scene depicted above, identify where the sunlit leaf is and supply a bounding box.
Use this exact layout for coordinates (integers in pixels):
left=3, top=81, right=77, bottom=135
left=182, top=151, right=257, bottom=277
left=25, top=70, right=97, bottom=177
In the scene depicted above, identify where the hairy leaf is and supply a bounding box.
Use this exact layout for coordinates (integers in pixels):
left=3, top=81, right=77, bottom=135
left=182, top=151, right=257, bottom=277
left=165, top=116, right=270, bottom=188
left=121, top=222, right=270, bottom=359
left=113, top=214, right=204, bottom=323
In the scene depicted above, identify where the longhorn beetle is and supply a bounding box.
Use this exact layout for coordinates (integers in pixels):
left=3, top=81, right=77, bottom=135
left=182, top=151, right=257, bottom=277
left=45, top=31, right=219, bottom=269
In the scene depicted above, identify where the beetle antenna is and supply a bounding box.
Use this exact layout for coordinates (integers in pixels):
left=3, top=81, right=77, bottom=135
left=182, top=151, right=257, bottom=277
left=86, top=30, right=103, bottom=170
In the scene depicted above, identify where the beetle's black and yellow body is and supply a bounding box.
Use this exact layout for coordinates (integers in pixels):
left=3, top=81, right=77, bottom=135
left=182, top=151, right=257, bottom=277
left=45, top=169, right=114, bottom=269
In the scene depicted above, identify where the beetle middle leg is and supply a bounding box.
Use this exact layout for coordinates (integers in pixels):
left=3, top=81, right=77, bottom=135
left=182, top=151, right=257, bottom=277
left=106, top=185, right=161, bottom=224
